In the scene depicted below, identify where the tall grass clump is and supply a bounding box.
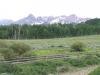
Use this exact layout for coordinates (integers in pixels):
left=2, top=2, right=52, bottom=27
left=0, top=63, right=21, bottom=75
left=10, top=43, right=31, bottom=56
left=67, top=58, right=86, bottom=67
left=0, top=42, right=32, bottom=60
left=83, top=54, right=100, bottom=65
left=0, top=48, right=16, bottom=60
left=71, top=41, right=85, bottom=52
left=0, top=41, right=8, bottom=48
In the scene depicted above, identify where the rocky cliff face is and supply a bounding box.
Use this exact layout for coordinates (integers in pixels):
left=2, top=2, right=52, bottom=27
left=0, top=14, right=90, bottom=25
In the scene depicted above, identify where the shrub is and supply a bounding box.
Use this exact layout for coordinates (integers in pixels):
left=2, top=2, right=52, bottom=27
left=57, top=45, right=64, bottom=48
left=56, top=62, right=71, bottom=73
left=0, top=63, right=21, bottom=74
left=95, top=53, right=100, bottom=57
left=22, top=51, right=36, bottom=57
left=50, top=45, right=55, bottom=47
left=71, top=41, right=85, bottom=52
left=83, top=54, right=100, bottom=65
left=67, top=58, right=86, bottom=67
left=0, top=41, right=8, bottom=48
left=10, top=43, right=31, bottom=56
left=0, top=48, right=16, bottom=60
left=0, top=43, right=32, bottom=60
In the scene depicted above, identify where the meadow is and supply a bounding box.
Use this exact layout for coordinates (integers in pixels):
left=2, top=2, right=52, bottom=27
left=1, top=35, right=100, bottom=56
left=0, top=35, right=100, bottom=75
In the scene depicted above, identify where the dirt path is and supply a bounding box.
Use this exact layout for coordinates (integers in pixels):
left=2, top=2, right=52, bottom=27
left=59, top=65, right=98, bottom=75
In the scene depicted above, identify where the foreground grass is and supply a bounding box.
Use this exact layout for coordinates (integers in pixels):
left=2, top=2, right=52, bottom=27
left=88, top=66, right=100, bottom=75
left=0, top=53, right=99, bottom=75
left=60, top=65, right=98, bottom=75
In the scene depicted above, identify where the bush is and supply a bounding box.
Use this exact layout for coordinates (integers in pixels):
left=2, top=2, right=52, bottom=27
left=0, top=43, right=32, bottom=60
left=22, top=51, right=36, bottom=57
left=83, top=54, right=100, bottom=65
left=10, top=43, right=31, bottom=56
left=71, top=41, right=85, bottom=52
left=0, top=48, right=16, bottom=60
left=0, top=63, right=21, bottom=74
left=56, top=62, right=71, bottom=73
left=67, top=58, right=86, bottom=67
left=0, top=41, right=8, bottom=48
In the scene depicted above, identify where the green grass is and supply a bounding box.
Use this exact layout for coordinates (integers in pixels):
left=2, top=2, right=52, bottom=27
left=32, top=49, right=66, bottom=56
left=1, top=35, right=100, bottom=50
left=0, top=35, right=100, bottom=75
left=89, top=66, right=100, bottom=75
left=0, top=35, right=100, bottom=56
left=0, top=57, right=99, bottom=75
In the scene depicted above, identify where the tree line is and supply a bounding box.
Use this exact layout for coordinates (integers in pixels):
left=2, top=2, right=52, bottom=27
left=0, top=18, right=100, bottom=39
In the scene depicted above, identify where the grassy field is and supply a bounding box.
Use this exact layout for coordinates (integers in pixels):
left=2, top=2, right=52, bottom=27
left=0, top=35, right=100, bottom=75
left=1, top=35, right=100, bottom=55
left=2, top=35, right=100, bottom=50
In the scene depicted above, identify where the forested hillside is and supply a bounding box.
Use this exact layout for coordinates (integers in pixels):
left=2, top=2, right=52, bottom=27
left=0, top=18, right=100, bottom=39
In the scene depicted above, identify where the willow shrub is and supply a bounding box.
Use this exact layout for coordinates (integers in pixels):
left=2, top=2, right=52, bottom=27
left=71, top=41, right=85, bottom=52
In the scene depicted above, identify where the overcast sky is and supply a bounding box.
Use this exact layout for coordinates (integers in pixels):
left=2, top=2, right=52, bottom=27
left=0, top=0, right=100, bottom=21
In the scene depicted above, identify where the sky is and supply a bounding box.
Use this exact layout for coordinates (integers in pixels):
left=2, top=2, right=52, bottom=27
left=0, top=0, right=100, bottom=21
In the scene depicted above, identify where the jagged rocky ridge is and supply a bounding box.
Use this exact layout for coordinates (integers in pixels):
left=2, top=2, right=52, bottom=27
left=0, top=14, right=90, bottom=25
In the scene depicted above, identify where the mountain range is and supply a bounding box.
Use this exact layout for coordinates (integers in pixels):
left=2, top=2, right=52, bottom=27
left=0, top=14, right=90, bottom=25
